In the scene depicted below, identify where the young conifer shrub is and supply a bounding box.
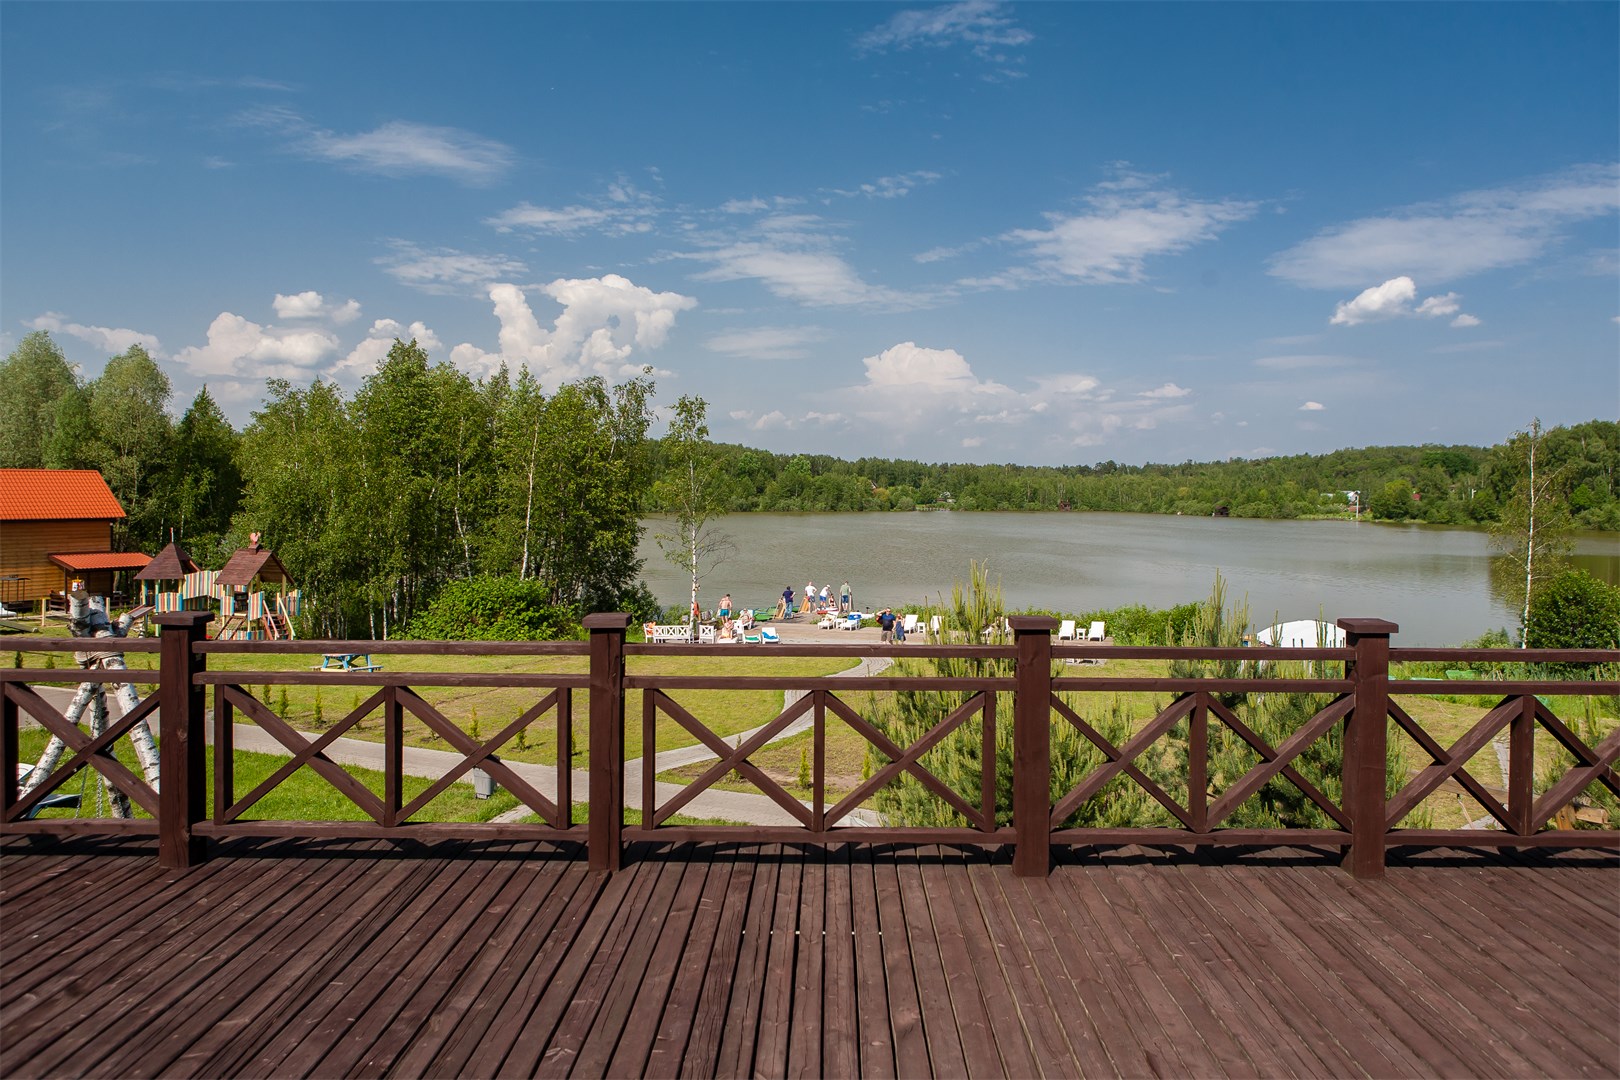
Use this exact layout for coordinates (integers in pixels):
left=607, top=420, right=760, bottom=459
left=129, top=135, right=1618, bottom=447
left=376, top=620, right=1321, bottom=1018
left=797, top=745, right=811, bottom=790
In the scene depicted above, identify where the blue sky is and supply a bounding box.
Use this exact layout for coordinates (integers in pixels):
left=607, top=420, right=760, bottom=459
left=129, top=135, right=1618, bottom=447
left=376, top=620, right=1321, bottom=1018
left=3, top=1, right=1616, bottom=465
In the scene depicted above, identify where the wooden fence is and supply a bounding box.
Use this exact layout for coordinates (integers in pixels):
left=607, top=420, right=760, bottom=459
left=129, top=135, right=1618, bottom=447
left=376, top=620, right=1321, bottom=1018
left=3, top=612, right=1616, bottom=878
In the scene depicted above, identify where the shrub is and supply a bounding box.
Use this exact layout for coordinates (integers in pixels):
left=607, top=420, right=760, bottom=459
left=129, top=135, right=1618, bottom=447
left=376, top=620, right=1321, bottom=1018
left=404, top=576, right=581, bottom=641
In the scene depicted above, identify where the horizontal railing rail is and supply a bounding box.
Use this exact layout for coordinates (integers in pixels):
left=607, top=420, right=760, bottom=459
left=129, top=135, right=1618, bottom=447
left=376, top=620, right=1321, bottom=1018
left=2, top=611, right=1615, bottom=876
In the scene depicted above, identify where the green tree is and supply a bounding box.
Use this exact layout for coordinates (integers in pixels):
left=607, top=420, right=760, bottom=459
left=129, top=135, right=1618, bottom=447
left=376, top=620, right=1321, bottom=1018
left=1490, top=418, right=1573, bottom=646
left=163, top=386, right=242, bottom=559
left=654, top=395, right=733, bottom=637
left=86, top=344, right=174, bottom=548
left=1523, top=569, right=1620, bottom=652
left=0, top=331, right=81, bottom=467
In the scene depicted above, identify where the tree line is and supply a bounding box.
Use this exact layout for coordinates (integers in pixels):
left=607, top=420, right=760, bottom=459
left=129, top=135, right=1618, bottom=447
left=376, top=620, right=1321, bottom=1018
left=2, top=328, right=1614, bottom=638
left=644, top=425, right=1620, bottom=530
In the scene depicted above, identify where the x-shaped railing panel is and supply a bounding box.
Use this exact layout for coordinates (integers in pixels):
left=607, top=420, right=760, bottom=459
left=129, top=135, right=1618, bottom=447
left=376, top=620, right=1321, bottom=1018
left=823, top=691, right=992, bottom=831
left=218, top=685, right=388, bottom=823
left=4, top=682, right=159, bottom=820
left=645, top=689, right=812, bottom=827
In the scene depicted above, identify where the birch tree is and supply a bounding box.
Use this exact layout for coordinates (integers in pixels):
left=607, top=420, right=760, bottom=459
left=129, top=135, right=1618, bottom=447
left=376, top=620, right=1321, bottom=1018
left=1490, top=418, right=1573, bottom=646
left=654, top=395, right=733, bottom=638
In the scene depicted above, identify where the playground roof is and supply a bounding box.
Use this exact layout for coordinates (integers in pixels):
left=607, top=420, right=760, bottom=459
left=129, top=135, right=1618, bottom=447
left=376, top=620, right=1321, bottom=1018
left=217, top=545, right=293, bottom=587
left=0, top=469, right=125, bottom=522
left=49, top=552, right=152, bottom=571
left=135, top=542, right=202, bottom=581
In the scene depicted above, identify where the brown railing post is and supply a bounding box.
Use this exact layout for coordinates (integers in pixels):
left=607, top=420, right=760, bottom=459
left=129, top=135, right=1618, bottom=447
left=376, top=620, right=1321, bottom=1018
left=585, top=613, right=630, bottom=872
left=1339, top=617, right=1396, bottom=880
left=1010, top=615, right=1057, bottom=877
left=154, top=611, right=212, bottom=869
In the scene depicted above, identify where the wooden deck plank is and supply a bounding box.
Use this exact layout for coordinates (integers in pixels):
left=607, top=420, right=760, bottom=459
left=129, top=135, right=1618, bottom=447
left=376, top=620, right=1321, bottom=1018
left=713, top=844, right=783, bottom=1078
left=545, top=852, right=694, bottom=1077
left=350, top=855, right=577, bottom=1078
left=413, top=858, right=600, bottom=1077
left=783, top=844, right=826, bottom=1079
left=891, top=848, right=969, bottom=1080
left=938, top=845, right=1041, bottom=1078
left=677, top=848, right=760, bottom=1078
left=850, top=844, right=896, bottom=1078
left=2, top=843, right=1617, bottom=1080
left=639, top=852, right=738, bottom=1076
left=749, top=844, right=803, bottom=1078
left=964, top=848, right=1085, bottom=1074
left=816, top=844, right=859, bottom=1078
left=489, top=850, right=663, bottom=1077
left=602, top=852, right=719, bottom=1078
left=4, top=851, right=330, bottom=1075
left=1308, top=865, right=1614, bottom=1078
left=189, top=847, right=471, bottom=1079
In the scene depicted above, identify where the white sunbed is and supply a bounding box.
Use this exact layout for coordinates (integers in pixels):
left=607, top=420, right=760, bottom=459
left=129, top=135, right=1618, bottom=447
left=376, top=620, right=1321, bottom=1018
left=1087, top=620, right=1106, bottom=642
left=1058, top=619, right=1077, bottom=641
left=760, top=628, right=780, bottom=643
left=902, top=613, right=919, bottom=637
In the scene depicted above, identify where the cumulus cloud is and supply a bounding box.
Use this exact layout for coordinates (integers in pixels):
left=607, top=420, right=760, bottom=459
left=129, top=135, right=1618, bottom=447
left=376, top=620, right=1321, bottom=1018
left=240, top=107, right=513, bottom=185
left=706, top=326, right=827, bottom=360
left=989, top=171, right=1257, bottom=286
left=173, top=312, right=339, bottom=380
left=1270, top=163, right=1620, bottom=288
left=376, top=241, right=528, bottom=296
left=1138, top=382, right=1191, bottom=399
left=860, top=342, right=1010, bottom=396
left=273, top=291, right=362, bottom=323
left=1299, top=401, right=1326, bottom=411
left=27, top=312, right=163, bottom=357
left=332, top=319, right=444, bottom=379
left=448, top=275, right=696, bottom=383
left=1329, top=276, right=1480, bottom=327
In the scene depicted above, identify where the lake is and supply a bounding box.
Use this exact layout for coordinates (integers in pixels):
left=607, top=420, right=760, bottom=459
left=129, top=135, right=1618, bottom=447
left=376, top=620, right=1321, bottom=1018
left=636, top=512, right=1618, bottom=646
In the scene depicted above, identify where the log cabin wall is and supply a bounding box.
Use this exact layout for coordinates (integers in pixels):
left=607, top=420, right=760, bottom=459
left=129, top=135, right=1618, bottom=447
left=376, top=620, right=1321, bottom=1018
left=0, top=519, right=115, bottom=604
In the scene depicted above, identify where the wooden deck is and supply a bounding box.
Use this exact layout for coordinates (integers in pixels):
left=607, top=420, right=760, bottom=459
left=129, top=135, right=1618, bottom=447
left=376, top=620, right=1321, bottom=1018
left=2, top=839, right=1615, bottom=1078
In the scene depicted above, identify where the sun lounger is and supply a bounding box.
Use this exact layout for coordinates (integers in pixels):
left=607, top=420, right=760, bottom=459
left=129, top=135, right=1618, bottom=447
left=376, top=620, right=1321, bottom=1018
left=1087, top=620, right=1106, bottom=641
left=1058, top=619, right=1076, bottom=641
left=760, top=628, right=780, bottom=643
left=902, top=613, right=919, bottom=637
left=930, top=615, right=942, bottom=636
left=743, top=633, right=762, bottom=644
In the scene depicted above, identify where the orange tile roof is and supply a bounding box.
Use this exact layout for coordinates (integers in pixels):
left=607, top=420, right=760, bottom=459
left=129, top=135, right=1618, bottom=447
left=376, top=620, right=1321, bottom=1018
left=49, top=552, right=152, bottom=571
left=0, top=469, right=126, bottom=521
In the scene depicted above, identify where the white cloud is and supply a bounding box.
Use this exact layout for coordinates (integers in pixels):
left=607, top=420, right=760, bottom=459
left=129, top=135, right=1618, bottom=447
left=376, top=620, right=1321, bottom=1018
left=27, top=312, right=163, bottom=357
left=1138, top=382, right=1191, bottom=399
left=332, top=319, right=444, bottom=379
left=174, top=312, right=339, bottom=380
left=828, top=171, right=942, bottom=200
left=376, top=241, right=528, bottom=296
left=856, top=0, right=1033, bottom=63
left=706, top=326, right=827, bottom=360
left=239, top=106, right=512, bottom=184
left=1300, top=401, right=1326, bottom=411
left=1252, top=354, right=1353, bottom=370
left=1329, top=276, right=1479, bottom=327
left=1270, top=163, right=1620, bottom=288
left=999, top=173, right=1257, bottom=286
left=487, top=181, right=660, bottom=236
left=448, top=275, right=696, bottom=383
left=961, top=436, right=984, bottom=448
left=676, top=210, right=935, bottom=309
left=860, top=342, right=1010, bottom=396
left=273, top=291, right=362, bottom=324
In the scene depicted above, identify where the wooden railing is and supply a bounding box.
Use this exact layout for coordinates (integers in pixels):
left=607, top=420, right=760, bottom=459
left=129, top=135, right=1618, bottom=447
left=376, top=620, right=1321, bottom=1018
left=3, top=612, right=1616, bottom=877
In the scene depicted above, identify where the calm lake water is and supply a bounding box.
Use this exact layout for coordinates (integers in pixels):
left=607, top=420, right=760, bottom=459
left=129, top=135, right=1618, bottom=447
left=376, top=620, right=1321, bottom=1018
left=637, top=512, right=1618, bottom=647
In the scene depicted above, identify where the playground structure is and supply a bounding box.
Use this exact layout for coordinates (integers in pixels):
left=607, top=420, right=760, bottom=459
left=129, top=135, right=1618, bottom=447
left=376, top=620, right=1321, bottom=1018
left=140, top=535, right=300, bottom=640
left=20, top=584, right=160, bottom=818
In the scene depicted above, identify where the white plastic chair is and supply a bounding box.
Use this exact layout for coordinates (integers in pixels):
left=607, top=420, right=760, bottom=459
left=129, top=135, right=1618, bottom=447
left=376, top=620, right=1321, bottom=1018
left=1058, top=619, right=1077, bottom=641
left=1087, top=620, right=1106, bottom=642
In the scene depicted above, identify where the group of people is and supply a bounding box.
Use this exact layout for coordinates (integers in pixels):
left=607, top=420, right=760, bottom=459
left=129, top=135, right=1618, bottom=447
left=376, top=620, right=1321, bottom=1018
left=877, top=608, right=906, bottom=643
left=776, top=579, right=853, bottom=618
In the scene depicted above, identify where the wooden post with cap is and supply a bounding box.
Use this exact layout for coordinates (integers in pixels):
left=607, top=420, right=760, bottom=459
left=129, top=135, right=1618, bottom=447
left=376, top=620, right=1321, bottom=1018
left=155, top=610, right=212, bottom=868
left=1339, top=617, right=1396, bottom=879
left=586, top=612, right=630, bottom=872
left=1011, top=615, right=1057, bottom=877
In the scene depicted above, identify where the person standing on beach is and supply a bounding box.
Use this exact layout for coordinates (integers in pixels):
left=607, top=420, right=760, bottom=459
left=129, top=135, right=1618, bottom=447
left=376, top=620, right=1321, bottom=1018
left=780, top=585, right=793, bottom=618
left=840, top=581, right=851, bottom=612
left=805, top=581, right=816, bottom=610
left=819, top=584, right=830, bottom=608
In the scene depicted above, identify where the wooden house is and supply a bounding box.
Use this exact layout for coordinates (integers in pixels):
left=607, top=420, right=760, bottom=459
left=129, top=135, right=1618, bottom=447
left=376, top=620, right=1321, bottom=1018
left=0, top=469, right=149, bottom=609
